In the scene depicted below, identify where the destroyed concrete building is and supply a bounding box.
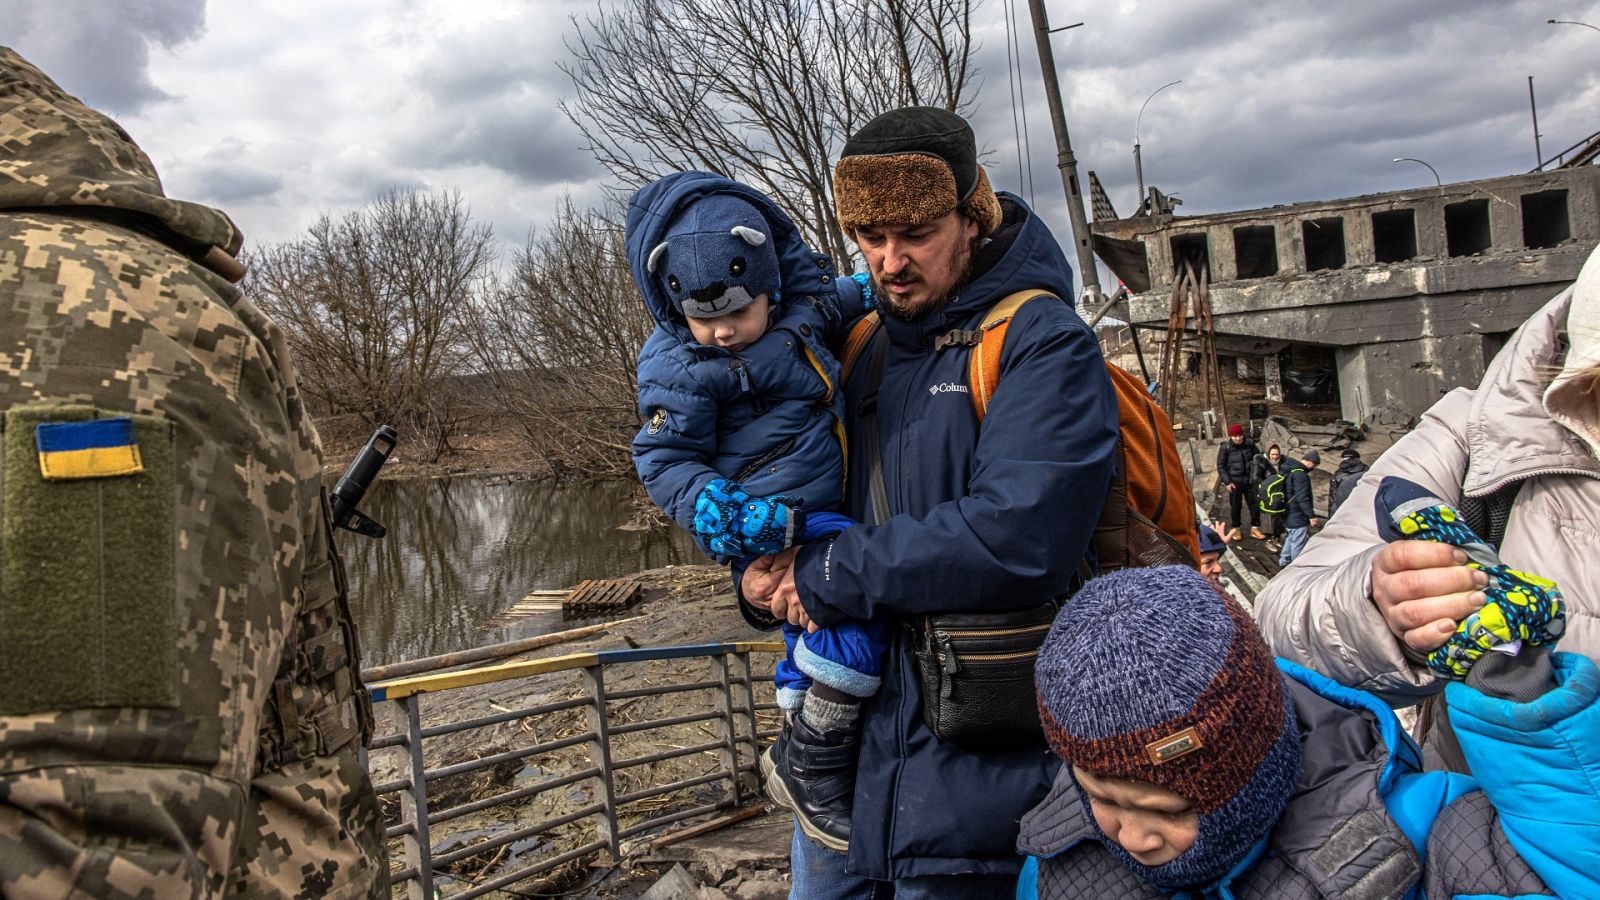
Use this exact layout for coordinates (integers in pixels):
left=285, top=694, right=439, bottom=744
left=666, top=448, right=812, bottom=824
left=1091, top=164, right=1600, bottom=423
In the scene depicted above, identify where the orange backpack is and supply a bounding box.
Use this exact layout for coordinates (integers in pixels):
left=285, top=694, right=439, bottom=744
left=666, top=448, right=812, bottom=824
left=841, top=289, right=1200, bottom=572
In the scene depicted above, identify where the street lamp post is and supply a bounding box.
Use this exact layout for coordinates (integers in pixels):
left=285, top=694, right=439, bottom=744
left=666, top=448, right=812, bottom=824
left=1021, top=3, right=1105, bottom=314
left=1134, top=80, right=1182, bottom=215
left=1547, top=18, right=1600, bottom=32
left=1392, top=157, right=1442, bottom=186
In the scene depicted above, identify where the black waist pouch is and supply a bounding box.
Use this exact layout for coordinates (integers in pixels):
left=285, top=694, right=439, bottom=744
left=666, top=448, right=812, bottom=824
left=913, top=601, right=1058, bottom=751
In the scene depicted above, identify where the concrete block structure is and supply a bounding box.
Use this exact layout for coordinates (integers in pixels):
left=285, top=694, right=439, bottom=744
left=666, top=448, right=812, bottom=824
left=1092, top=167, right=1600, bottom=422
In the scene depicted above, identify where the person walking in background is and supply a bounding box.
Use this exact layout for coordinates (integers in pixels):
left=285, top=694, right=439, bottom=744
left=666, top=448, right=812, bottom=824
left=1215, top=423, right=1261, bottom=537
left=1278, top=449, right=1321, bottom=566
left=1196, top=524, right=1233, bottom=587
left=1256, top=444, right=1287, bottom=550
left=0, top=47, right=382, bottom=898
left=1327, top=448, right=1369, bottom=517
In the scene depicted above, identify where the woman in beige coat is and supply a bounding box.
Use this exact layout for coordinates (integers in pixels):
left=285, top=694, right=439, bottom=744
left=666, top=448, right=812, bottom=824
left=1256, top=244, right=1600, bottom=770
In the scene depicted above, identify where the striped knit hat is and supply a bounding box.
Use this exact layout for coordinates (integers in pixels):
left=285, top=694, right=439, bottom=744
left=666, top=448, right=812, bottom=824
left=1036, top=565, right=1301, bottom=890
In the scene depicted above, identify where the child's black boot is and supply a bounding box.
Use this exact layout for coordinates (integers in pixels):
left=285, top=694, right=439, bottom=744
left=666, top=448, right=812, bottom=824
left=760, top=714, right=856, bottom=851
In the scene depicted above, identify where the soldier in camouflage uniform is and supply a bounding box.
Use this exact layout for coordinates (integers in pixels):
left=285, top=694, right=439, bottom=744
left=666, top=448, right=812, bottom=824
left=0, top=47, right=384, bottom=898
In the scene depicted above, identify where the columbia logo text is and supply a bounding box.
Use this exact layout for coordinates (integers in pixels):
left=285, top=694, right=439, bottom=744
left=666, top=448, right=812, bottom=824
left=928, top=382, right=970, bottom=397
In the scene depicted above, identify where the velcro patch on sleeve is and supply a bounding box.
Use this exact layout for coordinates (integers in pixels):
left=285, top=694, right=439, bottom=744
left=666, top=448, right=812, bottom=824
left=2, top=404, right=177, bottom=714
left=35, top=417, right=144, bottom=480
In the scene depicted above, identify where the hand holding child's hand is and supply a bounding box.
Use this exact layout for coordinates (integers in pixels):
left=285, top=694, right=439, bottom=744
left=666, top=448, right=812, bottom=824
left=741, top=547, right=798, bottom=614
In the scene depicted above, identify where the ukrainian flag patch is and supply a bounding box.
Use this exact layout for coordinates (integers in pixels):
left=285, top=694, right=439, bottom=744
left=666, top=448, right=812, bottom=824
left=35, top=418, right=144, bottom=480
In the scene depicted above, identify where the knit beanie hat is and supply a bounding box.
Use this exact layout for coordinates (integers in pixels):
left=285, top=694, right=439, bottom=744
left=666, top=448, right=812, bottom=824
left=833, top=107, right=1003, bottom=238
left=1227, top=423, right=1244, bottom=437
left=647, top=194, right=781, bottom=319
left=1036, top=565, right=1301, bottom=891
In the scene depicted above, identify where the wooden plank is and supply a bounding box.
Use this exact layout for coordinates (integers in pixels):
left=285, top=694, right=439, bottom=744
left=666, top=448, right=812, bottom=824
left=565, top=577, right=642, bottom=614
left=363, top=617, right=646, bottom=681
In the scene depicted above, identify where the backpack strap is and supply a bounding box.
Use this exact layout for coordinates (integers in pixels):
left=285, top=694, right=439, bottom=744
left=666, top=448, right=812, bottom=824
left=966, top=290, right=1055, bottom=422
left=840, top=311, right=882, bottom=386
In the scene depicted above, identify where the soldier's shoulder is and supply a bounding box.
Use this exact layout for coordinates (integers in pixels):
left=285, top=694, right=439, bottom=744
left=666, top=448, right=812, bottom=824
left=0, top=209, right=271, bottom=406
left=0, top=209, right=234, bottom=297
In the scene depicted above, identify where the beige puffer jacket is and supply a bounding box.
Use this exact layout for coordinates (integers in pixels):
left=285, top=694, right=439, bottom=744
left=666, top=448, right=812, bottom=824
left=1258, top=245, right=1600, bottom=713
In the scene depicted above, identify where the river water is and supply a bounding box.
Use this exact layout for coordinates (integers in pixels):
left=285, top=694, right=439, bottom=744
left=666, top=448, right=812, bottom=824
left=341, top=477, right=700, bottom=667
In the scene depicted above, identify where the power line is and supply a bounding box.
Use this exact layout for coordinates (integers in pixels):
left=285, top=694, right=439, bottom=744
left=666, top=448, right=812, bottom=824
left=1007, top=0, right=1038, bottom=205
left=1001, top=0, right=1027, bottom=197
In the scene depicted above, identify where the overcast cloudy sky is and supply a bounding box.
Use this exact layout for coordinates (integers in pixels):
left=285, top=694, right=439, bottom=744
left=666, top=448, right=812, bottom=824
left=6, top=0, right=1597, bottom=277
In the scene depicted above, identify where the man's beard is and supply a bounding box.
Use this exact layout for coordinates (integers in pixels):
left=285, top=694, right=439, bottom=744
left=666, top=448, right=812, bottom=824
left=875, top=236, right=978, bottom=324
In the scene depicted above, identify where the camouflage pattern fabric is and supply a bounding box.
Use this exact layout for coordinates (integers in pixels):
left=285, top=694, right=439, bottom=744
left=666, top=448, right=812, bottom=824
left=0, top=46, right=383, bottom=898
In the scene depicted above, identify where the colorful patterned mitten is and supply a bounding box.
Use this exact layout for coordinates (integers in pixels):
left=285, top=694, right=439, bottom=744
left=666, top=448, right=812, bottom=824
left=1373, top=476, right=1565, bottom=678
left=736, top=493, right=804, bottom=556
left=693, top=478, right=751, bottom=558
left=852, top=271, right=877, bottom=310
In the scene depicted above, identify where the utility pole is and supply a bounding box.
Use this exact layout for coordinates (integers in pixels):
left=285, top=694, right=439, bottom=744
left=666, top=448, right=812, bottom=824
left=1529, top=76, right=1543, bottom=170
left=1021, top=4, right=1107, bottom=320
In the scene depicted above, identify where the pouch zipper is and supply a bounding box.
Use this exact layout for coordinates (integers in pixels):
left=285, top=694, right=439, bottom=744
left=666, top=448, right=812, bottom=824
left=936, top=622, right=1052, bottom=640
left=932, top=630, right=1042, bottom=698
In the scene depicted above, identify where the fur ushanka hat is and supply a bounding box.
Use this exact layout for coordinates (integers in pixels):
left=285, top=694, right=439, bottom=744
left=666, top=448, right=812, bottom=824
left=832, top=107, right=1002, bottom=238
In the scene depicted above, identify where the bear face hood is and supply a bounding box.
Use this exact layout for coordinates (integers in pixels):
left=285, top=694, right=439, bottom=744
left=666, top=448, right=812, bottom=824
left=625, top=171, right=825, bottom=341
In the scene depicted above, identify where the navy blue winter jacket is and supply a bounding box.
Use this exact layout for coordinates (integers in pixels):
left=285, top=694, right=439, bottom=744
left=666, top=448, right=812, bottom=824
left=1283, top=461, right=1315, bottom=529
left=625, top=173, right=870, bottom=549
left=789, top=196, right=1120, bottom=879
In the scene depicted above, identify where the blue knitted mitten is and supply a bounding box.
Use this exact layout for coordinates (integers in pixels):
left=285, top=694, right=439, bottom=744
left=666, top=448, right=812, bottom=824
left=693, top=478, right=751, bottom=558
left=736, top=493, right=804, bottom=556
left=1374, top=476, right=1565, bottom=678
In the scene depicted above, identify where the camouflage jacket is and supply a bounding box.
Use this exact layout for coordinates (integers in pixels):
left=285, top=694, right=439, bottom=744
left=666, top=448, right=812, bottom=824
left=0, top=46, right=381, bottom=898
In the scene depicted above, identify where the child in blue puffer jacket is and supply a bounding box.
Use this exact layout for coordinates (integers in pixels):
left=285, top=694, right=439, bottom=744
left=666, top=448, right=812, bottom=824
left=626, top=172, right=882, bottom=851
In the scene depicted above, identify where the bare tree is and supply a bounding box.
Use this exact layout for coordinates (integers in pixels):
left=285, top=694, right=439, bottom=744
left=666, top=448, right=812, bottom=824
left=465, top=197, right=654, bottom=479
left=562, top=0, right=978, bottom=266
left=248, top=189, right=496, bottom=461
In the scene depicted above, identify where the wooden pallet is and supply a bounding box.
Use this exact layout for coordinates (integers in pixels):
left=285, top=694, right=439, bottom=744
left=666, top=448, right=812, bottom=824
left=482, top=590, right=570, bottom=628
left=564, top=577, right=643, bottom=615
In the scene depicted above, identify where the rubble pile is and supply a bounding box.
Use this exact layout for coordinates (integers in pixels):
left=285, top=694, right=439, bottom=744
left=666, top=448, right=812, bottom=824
left=1256, top=415, right=1364, bottom=455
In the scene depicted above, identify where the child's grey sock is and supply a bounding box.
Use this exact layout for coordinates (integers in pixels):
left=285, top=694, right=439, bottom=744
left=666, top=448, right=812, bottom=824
left=802, top=683, right=861, bottom=736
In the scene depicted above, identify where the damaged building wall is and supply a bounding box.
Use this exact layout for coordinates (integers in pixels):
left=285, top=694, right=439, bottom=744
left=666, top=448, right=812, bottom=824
left=1104, top=166, right=1600, bottom=422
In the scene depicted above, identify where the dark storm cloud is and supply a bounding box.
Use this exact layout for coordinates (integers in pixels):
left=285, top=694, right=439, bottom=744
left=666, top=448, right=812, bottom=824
left=1, top=0, right=206, bottom=114
left=396, top=16, right=597, bottom=187
left=177, top=139, right=285, bottom=204
left=400, top=96, right=596, bottom=185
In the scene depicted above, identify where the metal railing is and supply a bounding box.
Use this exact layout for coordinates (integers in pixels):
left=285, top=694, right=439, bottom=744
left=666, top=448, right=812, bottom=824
left=361, top=640, right=785, bottom=898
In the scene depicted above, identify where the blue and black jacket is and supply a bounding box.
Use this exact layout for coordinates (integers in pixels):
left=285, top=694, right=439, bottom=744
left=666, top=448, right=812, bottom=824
left=1425, top=652, right=1600, bottom=899
left=785, top=195, right=1120, bottom=879
left=625, top=172, right=871, bottom=548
